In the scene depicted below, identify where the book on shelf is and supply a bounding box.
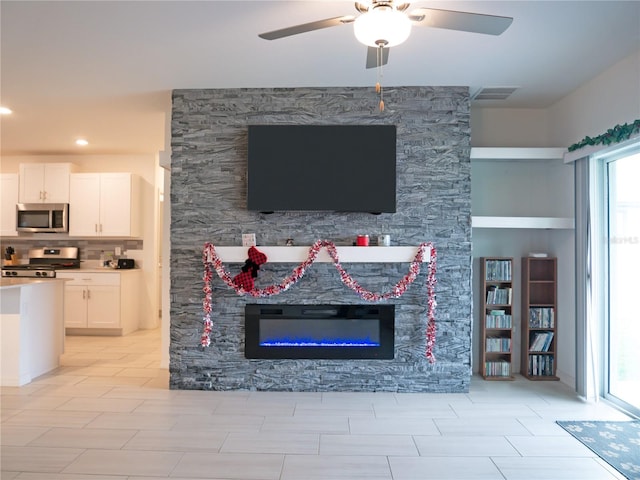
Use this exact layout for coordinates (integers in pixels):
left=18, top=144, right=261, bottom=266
left=528, top=354, right=555, bottom=376
left=486, top=337, right=511, bottom=352
left=486, top=286, right=512, bottom=305
left=485, top=360, right=511, bottom=377
left=529, top=332, right=554, bottom=352
left=485, top=313, right=512, bottom=328
left=485, top=260, right=512, bottom=281
left=529, top=307, right=555, bottom=328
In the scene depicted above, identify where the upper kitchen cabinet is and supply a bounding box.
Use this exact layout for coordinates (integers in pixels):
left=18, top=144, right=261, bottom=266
left=1, top=174, right=19, bottom=236
left=69, top=173, right=141, bottom=237
left=19, top=163, right=75, bottom=204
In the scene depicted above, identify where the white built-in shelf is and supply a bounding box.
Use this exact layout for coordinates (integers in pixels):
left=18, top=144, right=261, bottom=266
left=470, top=147, right=566, bottom=161
left=470, top=147, right=574, bottom=230
left=472, top=216, right=575, bottom=230
left=212, top=246, right=431, bottom=263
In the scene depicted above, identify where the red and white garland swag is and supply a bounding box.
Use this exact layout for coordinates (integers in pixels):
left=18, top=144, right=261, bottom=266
left=201, top=240, right=438, bottom=362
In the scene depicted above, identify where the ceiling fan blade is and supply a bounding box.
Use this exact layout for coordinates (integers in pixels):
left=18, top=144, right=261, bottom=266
left=409, top=8, right=513, bottom=35
left=259, top=16, right=355, bottom=40
left=366, top=47, right=389, bottom=69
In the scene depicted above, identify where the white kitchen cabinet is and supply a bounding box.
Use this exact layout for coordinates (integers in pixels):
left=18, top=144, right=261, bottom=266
left=69, top=173, right=141, bottom=237
left=19, top=163, right=74, bottom=203
left=1, top=174, right=19, bottom=236
left=63, top=283, right=120, bottom=329
left=57, top=271, right=140, bottom=335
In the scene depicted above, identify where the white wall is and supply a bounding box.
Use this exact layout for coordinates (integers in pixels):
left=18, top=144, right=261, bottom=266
left=1, top=154, right=160, bottom=330
left=471, top=108, right=551, bottom=147
left=549, top=50, right=640, bottom=147
left=161, top=168, right=171, bottom=369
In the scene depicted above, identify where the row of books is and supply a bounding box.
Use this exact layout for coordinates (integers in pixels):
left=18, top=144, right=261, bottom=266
left=484, top=360, right=511, bottom=377
left=485, top=260, right=512, bottom=281
left=529, top=332, right=554, bottom=352
left=485, top=312, right=513, bottom=328
left=486, top=286, right=512, bottom=305
left=529, top=307, right=555, bottom=328
left=528, top=354, right=555, bottom=377
left=486, top=338, right=511, bottom=352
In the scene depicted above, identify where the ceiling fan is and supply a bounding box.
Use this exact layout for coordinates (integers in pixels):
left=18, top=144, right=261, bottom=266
left=258, top=1, right=514, bottom=69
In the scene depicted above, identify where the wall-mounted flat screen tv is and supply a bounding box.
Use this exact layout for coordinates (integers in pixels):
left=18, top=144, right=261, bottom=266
left=247, top=125, right=396, bottom=213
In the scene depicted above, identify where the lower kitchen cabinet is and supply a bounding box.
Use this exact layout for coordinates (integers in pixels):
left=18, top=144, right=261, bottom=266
left=57, top=270, right=140, bottom=335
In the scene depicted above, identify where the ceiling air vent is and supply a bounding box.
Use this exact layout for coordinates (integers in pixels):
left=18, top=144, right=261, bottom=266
left=472, top=87, right=518, bottom=101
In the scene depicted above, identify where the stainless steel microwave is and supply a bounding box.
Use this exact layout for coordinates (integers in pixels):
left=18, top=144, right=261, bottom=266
left=16, top=203, right=69, bottom=233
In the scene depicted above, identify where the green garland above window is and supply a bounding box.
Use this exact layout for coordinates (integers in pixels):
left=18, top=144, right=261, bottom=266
left=568, top=119, right=640, bottom=152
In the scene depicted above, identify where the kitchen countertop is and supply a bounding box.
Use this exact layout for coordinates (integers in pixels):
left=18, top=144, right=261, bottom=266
left=1, top=270, right=139, bottom=289
left=0, top=277, right=69, bottom=290
left=62, top=267, right=140, bottom=273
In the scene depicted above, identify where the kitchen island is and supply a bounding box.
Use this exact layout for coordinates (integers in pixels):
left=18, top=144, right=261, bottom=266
left=0, top=278, right=66, bottom=386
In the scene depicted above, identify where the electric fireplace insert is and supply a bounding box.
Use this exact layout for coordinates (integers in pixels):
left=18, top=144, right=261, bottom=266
left=245, top=304, right=394, bottom=359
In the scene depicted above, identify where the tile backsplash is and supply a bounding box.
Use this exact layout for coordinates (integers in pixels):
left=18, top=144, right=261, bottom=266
left=0, top=238, right=143, bottom=264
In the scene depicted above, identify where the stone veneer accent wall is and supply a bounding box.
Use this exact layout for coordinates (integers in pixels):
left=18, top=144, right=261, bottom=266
left=170, top=87, right=472, bottom=392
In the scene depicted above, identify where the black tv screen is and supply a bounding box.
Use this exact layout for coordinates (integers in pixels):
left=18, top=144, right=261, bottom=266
left=247, top=125, right=396, bottom=213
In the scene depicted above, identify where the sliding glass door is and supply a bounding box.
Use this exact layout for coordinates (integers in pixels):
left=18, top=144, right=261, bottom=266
left=605, top=150, right=640, bottom=416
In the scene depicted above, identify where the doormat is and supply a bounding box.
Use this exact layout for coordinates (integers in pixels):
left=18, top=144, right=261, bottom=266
left=556, top=420, right=640, bottom=479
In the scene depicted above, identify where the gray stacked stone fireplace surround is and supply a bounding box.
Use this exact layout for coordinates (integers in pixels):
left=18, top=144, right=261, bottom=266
left=170, top=86, right=472, bottom=392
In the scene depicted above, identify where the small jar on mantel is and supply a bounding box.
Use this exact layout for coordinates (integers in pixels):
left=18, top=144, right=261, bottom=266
left=356, top=235, right=369, bottom=246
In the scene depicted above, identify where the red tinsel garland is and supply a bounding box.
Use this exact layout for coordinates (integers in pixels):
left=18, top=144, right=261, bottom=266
left=202, top=240, right=437, bottom=362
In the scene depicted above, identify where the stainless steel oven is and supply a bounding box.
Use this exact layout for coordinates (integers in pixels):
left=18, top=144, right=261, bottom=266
left=16, top=203, right=69, bottom=233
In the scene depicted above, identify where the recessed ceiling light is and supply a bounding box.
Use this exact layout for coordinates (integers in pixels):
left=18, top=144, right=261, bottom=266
left=0, top=106, right=13, bottom=115
left=75, top=139, right=89, bottom=146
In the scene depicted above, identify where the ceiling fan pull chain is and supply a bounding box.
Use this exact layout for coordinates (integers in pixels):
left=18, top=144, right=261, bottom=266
left=375, top=46, right=382, bottom=94
left=377, top=44, right=384, bottom=111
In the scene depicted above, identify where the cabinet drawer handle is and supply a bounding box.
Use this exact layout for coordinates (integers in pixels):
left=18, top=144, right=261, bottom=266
left=87, top=289, right=91, bottom=299
left=82, top=290, right=86, bottom=300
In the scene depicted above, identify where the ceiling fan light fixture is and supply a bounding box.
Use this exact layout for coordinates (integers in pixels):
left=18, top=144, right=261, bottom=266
left=354, top=7, right=412, bottom=47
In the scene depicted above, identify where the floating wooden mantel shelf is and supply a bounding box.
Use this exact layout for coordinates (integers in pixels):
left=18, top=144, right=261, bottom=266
left=212, top=246, right=431, bottom=263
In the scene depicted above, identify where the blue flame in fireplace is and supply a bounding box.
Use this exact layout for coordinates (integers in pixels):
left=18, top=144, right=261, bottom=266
left=260, top=336, right=380, bottom=347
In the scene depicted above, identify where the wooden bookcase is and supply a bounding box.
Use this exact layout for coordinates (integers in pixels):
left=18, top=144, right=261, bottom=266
left=521, top=257, right=559, bottom=380
left=480, top=257, right=514, bottom=380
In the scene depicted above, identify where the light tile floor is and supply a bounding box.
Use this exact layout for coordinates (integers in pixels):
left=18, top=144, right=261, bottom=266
left=1, top=328, right=634, bottom=479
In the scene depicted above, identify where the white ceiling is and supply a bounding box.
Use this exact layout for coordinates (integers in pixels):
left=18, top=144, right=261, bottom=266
left=1, top=1, right=639, bottom=156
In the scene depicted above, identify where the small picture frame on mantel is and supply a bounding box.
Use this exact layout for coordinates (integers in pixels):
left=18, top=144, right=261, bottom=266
left=242, top=233, right=256, bottom=247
